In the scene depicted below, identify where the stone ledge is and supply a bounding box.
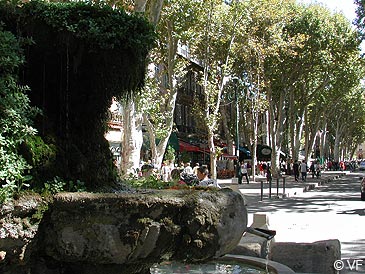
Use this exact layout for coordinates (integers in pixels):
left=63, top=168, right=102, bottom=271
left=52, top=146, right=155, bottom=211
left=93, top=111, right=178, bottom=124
left=270, top=240, right=341, bottom=274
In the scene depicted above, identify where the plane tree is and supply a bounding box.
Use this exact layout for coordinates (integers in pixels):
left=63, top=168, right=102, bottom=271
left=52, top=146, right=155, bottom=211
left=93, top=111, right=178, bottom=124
left=140, top=0, right=202, bottom=169
left=268, top=3, right=363, bottom=164
left=186, top=0, right=247, bottom=179
left=223, top=0, right=287, bottom=176
left=229, top=0, right=301, bottom=175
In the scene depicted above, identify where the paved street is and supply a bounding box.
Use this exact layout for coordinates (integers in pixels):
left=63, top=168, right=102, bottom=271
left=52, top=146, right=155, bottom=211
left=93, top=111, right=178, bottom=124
left=220, top=172, right=365, bottom=273
left=245, top=173, right=364, bottom=259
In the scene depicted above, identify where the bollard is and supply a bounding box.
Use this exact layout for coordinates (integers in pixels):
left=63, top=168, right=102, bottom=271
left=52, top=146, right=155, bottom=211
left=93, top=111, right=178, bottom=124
left=276, top=178, right=279, bottom=196
left=269, top=179, right=272, bottom=199
left=260, top=181, right=263, bottom=201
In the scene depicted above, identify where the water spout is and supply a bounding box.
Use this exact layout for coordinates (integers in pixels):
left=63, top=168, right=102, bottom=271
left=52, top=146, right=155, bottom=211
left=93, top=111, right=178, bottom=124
left=245, top=227, right=276, bottom=240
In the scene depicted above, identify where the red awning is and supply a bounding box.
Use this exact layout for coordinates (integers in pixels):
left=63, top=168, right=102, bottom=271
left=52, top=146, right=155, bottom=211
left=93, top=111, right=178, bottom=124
left=222, top=153, right=238, bottom=159
left=179, top=141, right=200, bottom=152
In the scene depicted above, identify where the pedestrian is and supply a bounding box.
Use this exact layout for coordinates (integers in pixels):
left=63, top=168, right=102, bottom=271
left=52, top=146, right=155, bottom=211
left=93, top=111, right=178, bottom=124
left=161, top=162, right=171, bottom=182
left=315, top=163, right=321, bottom=178
left=238, top=161, right=249, bottom=184
left=293, top=160, right=299, bottom=182
left=183, top=162, right=193, bottom=174
left=192, top=163, right=200, bottom=175
left=266, top=164, right=272, bottom=184
left=300, top=160, right=308, bottom=182
left=258, top=162, right=264, bottom=176
left=262, top=162, right=267, bottom=176
left=286, top=159, right=291, bottom=175
left=310, top=162, right=315, bottom=178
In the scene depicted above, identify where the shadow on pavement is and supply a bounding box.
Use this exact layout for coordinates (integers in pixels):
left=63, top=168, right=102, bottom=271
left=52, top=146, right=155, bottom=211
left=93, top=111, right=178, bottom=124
left=246, top=176, right=364, bottom=215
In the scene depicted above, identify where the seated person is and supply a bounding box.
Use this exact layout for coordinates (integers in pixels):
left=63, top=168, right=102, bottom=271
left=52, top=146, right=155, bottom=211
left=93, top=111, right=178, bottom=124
left=196, top=166, right=220, bottom=188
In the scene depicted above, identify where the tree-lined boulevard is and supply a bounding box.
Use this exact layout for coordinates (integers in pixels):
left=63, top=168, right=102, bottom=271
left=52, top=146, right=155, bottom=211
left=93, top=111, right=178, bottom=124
left=120, top=0, right=365, bottom=181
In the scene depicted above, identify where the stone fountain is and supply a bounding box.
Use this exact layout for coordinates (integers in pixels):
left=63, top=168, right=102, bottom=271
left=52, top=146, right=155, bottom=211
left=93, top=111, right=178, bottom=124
left=0, top=4, right=254, bottom=273
left=0, top=188, right=247, bottom=274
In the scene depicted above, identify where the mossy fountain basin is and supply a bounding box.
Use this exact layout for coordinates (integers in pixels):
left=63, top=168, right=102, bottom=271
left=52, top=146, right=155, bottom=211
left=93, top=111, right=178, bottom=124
left=0, top=188, right=248, bottom=274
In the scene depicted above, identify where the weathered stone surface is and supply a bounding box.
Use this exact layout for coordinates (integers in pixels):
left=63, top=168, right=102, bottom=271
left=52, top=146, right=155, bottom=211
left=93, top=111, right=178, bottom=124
left=270, top=239, right=341, bottom=274
left=0, top=188, right=247, bottom=274
left=231, top=213, right=274, bottom=258
left=0, top=193, right=44, bottom=267
left=38, top=189, right=246, bottom=265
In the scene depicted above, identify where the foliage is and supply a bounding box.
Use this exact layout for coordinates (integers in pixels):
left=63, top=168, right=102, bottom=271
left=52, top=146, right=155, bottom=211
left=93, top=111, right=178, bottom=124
left=355, top=0, right=365, bottom=38
left=42, top=176, right=86, bottom=194
left=164, top=145, right=176, bottom=163
left=123, top=173, right=214, bottom=191
left=23, top=136, right=56, bottom=167
left=1, top=0, right=156, bottom=52
left=124, top=174, right=175, bottom=189
left=0, top=0, right=156, bottom=188
left=20, top=135, right=57, bottom=184
left=0, top=24, right=40, bottom=203
left=135, top=0, right=202, bottom=169
left=31, top=202, right=49, bottom=223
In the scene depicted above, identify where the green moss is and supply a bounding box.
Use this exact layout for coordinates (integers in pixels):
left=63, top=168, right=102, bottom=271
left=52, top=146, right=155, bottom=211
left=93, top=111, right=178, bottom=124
left=31, top=202, right=49, bottom=223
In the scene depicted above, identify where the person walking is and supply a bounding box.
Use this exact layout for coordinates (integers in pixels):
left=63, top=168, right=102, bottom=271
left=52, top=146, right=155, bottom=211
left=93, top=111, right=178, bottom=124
left=293, top=160, right=300, bottom=182
left=310, top=161, right=315, bottom=178
left=238, top=161, right=250, bottom=184
left=300, top=160, right=308, bottom=182
left=266, top=164, right=272, bottom=184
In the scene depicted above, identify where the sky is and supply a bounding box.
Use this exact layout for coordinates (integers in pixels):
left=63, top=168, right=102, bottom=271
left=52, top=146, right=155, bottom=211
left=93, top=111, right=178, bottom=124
left=297, top=0, right=358, bottom=23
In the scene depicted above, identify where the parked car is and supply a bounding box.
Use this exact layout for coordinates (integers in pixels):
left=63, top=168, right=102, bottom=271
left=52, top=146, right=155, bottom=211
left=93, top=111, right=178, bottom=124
left=361, top=177, right=365, bottom=201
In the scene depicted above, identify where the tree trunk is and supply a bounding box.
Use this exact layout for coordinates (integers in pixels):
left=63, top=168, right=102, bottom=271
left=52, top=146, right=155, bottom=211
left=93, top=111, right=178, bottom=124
left=289, top=90, right=296, bottom=161
left=120, top=100, right=143, bottom=176
left=294, top=116, right=305, bottom=160
left=135, top=0, right=147, bottom=12
left=142, top=20, right=178, bottom=169
left=148, top=0, right=164, bottom=26
left=221, top=104, right=235, bottom=171
left=319, top=123, right=327, bottom=163
left=268, top=93, right=279, bottom=176
left=333, top=119, right=345, bottom=163
left=269, top=88, right=286, bottom=177
left=251, top=110, right=258, bottom=180
left=208, top=131, right=217, bottom=180
left=118, top=0, right=164, bottom=175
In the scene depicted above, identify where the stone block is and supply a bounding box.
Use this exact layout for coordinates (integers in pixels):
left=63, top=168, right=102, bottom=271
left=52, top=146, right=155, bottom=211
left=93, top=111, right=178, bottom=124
left=252, top=213, right=270, bottom=227
left=270, top=239, right=341, bottom=274
left=231, top=213, right=274, bottom=258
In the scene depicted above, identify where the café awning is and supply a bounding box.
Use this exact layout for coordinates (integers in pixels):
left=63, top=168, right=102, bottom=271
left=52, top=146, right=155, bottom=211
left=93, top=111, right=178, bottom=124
left=179, top=140, right=200, bottom=152
left=222, top=153, right=238, bottom=159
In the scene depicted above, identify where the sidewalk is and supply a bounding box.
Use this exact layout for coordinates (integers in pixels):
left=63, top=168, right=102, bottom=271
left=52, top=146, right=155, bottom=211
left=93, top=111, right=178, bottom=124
left=218, top=171, right=363, bottom=273
left=218, top=171, right=348, bottom=229
left=218, top=171, right=346, bottom=206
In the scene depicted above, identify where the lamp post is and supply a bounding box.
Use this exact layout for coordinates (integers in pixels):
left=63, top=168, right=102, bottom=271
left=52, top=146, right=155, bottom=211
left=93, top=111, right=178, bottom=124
left=234, top=83, right=240, bottom=178
left=231, top=77, right=242, bottom=178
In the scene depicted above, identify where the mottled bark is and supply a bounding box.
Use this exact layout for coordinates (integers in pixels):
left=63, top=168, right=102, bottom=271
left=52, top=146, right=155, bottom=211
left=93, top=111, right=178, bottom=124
left=120, top=100, right=143, bottom=176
